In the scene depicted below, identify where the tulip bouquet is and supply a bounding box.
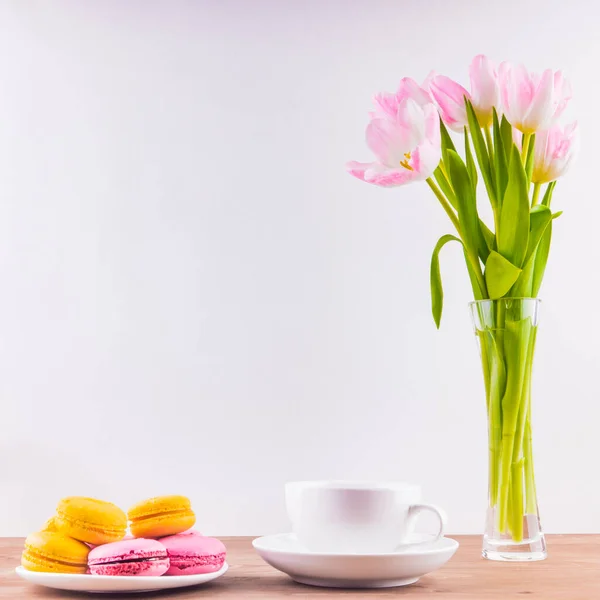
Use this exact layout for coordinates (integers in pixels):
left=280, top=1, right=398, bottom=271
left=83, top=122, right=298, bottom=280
left=347, top=55, right=577, bottom=559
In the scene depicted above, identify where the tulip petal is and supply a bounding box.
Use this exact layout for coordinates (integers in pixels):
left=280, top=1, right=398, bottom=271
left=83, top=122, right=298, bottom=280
left=513, top=63, right=536, bottom=119
left=469, top=54, right=498, bottom=126
left=421, top=70, right=436, bottom=92
left=372, top=92, right=399, bottom=120
left=498, top=62, right=515, bottom=123
left=365, top=119, right=406, bottom=166
left=346, top=160, right=376, bottom=181
left=397, top=98, right=426, bottom=145
left=363, top=164, right=417, bottom=187
left=500, top=62, right=571, bottom=134
left=553, top=122, right=579, bottom=171
left=553, top=71, right=572, bottom=121
left=348, top=81, right=443, bottom=187
left=500, top=62, right=535, bottom=130
left=531, top=122, right=578, bottom=184
left=532, top=129, right=551, bottom=181
left=523, top=69, right=554, bottom=132
left=563, top=121, right=579, bottom=140
left=412, top=141, right=442, bottom=181
left=430, top=75, right=470, bottom=132
left=423, top=103, right=441, bottom=147
left=396, top=77, right=431, bottom=106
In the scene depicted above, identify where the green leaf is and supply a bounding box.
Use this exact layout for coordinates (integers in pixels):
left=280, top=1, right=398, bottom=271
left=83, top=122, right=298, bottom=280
left=511, top=258, right=535, bottom=297
left=511, top=205, right=553, bottom=297
left=500, top=116, right=513, bottom=165
left=439, top=117, right=456, bottom=171
left=446, top=149, right=489, bottom=263
left=552, top=210, right=563, bottom=219
left=492, top=109, right=508, bottom=206
left=525, top=133, right=536, bottom=184
left=498, top=145, right=530, bottom=267
left=433, top=166, right=458, bottom=210
left=480, top=220, right=495, bottom=253
left=430, top=234, right=462, bottom=328
left=532, top=219, right=552, bottom=296
left=464, top=127, right=478, bottom=189
left=485, top=250, right=522, bottom=299
left=465, top=98, right=496, bottom=206
left=524, top=205, right=552, bottom=266
left=542, top=181, right=557, bottom=207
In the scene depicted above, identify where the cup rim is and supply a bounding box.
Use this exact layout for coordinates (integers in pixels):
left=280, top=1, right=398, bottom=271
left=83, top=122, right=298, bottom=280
left=284, top=480, right=421, bottom=492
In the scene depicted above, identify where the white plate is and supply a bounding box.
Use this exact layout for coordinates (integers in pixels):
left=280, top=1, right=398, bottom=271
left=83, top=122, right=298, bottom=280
left=252, top=533, right=458, bottom=588
left=15, top=563, right=228, bottom=593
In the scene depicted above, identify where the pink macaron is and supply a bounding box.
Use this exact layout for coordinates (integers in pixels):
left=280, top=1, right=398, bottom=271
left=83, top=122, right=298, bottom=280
left=159, top=534, right=226, bottom=575
left=88, top=538, right=169, bottom=576
left=178, top=529, right=203, bottom=537
left=86, top=533, right=134, bottom=550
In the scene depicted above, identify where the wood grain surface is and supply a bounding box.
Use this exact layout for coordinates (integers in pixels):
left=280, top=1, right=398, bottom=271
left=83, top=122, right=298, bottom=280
left=1, top=535, right=599, bottom=598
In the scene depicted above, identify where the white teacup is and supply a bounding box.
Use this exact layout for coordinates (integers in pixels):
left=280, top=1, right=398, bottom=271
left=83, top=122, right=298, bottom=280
left=285, top=481, right=446, bottom=554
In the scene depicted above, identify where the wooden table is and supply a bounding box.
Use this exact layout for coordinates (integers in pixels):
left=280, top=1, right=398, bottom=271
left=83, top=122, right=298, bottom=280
left=1, top=535, right=599, bottom=598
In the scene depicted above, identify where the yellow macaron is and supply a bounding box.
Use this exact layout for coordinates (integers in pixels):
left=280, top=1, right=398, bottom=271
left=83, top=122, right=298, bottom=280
left=40, top=516, right=59, bottom=532
left=128, top=495, right=196, bottom=538
left=21, top=531, right=89, bottom=574
left=54, top=497, right=127, bottom=545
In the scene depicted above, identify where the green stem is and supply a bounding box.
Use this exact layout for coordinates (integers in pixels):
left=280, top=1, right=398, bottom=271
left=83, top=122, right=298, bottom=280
left=426, top=177, right=461, bottom=234
left=522, top=133, right=532, bottom=164
left=426, top=177, right=488, bottom=298
left=466, top=258, right=488, bottom=302
left=508, top=326, right=536, bottom=541
left=532, top=182, right=541, bottom=207
left=496, top=316, right=532, bottom=533
left=484, top=329, right=505, bottom=508
left=484, top=125, right=501, bottom=235
left=510, top=458, right=524, bottom=540
left=498, top=432, right=515, bottom=533
left=524, top=417, right=537, bottom=514
left=480, top=309, right=506, bottom=524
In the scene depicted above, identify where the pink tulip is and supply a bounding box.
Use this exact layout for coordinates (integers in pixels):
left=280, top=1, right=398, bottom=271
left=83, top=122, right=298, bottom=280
left=429, top=75, right=470, bottom=132
left=532, top=122, right=578, bottom=184
left=430, top=55, right=499, bottom=131
left=397, top=77, right=432, bottom=107
left=370, top=77, right=431, bottom=121
left=347, top=98, right=441, bottom=187
left=499, top=62, right=571, bottom=134
left=469, top=55, right=500, bottom=126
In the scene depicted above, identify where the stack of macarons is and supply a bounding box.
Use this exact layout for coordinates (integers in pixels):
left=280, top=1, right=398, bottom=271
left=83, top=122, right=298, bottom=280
left=21, top=495, right=227, bottom=577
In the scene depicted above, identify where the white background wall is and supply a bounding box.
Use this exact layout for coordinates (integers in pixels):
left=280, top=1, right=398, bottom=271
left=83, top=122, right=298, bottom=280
left=0, top=0, right=597, bottom=536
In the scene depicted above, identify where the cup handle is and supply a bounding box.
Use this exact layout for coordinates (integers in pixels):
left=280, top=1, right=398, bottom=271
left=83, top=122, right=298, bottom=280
left=406, top=503, right=447, bottom=544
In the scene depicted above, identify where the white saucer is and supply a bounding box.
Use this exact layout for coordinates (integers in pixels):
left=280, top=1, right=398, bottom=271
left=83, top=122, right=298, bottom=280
left=252, top=533, right=458, bottom=589
left=15, top=563, right=228, bottom=593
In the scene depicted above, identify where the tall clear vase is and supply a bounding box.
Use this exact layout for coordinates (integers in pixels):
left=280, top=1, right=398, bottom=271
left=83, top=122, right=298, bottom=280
left=470, top=298, right=547, bottom=562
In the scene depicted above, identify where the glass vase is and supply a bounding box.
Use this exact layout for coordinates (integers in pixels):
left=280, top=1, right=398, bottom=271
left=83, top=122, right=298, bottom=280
left=469, top=298, right=547, bottom=561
